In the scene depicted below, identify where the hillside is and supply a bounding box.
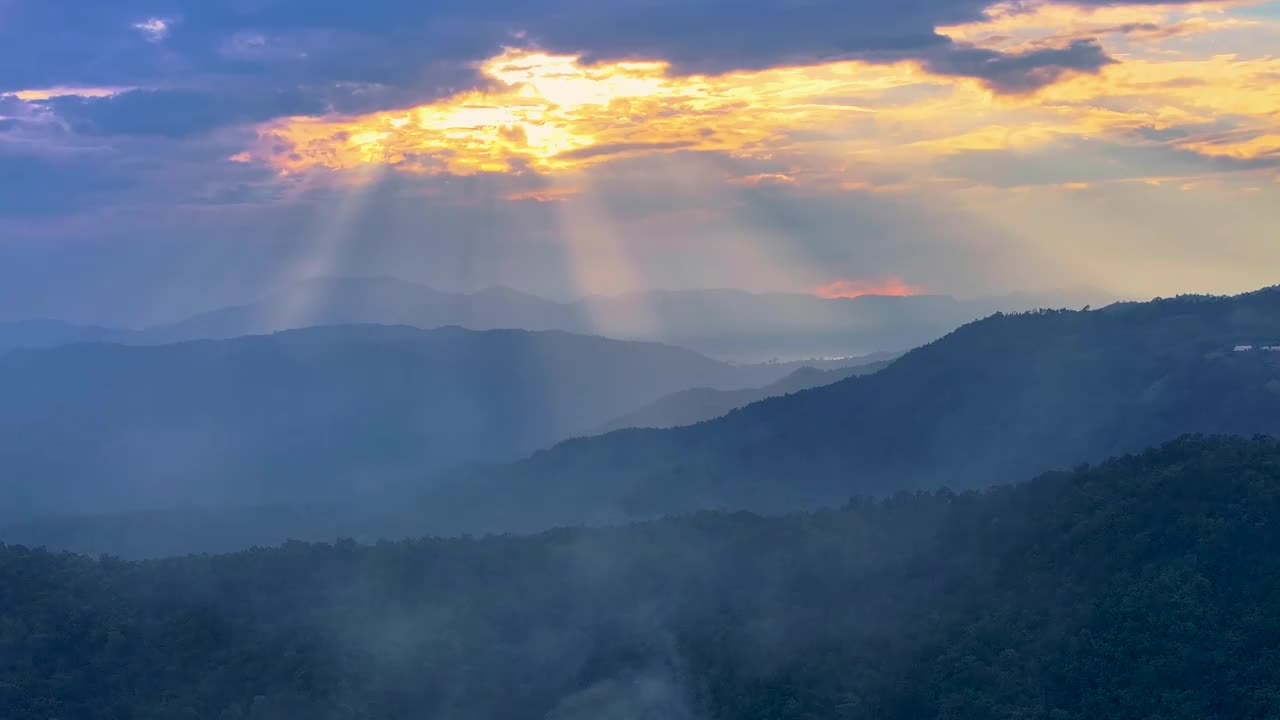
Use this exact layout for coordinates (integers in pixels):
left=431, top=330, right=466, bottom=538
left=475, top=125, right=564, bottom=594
left=598, top=358, right=894, bottom=432
left=12, top=288, right=1280, bottom=558
left=409, top=287, right=1280, bottom=535
left=0, top=325, right=793, bottom=519
left=3, top=436, right=1280, bottom=719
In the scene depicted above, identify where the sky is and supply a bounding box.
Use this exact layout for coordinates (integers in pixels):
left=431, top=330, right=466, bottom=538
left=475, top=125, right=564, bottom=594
left=1, top=0, right=1278, bottom=325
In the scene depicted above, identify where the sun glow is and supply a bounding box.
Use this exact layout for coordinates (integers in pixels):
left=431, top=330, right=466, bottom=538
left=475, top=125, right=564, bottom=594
left=813, top=278, right=925, bottom=299
left=257, top=49, right=928, bottom=177
left=252, top=3, right=1280, bottom=191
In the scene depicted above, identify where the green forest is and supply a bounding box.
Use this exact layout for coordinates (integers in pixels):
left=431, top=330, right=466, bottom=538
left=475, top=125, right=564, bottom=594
left=5, top=435, right=1280, bottom=719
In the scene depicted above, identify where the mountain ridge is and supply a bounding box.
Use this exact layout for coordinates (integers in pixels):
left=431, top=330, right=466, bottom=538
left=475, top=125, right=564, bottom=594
left=0, top=276, right=1118, bottom=363
left=0, top=323, right=808, bottom=520
left=8, top=287, right=1279, bottom=557
left=402, top=286, right=1280, bottom=534
left=597, top=358, right=895, bottom=432
left=147, top=276, right=1117, bottom=360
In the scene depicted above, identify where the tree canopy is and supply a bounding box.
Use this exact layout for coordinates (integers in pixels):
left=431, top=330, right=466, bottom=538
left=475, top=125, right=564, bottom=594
left=4, top=435, right=1280, bottom=719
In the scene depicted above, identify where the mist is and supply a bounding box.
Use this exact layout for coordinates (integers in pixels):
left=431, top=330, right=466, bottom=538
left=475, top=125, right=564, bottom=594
left=4, top=0, right=1280, bottom=716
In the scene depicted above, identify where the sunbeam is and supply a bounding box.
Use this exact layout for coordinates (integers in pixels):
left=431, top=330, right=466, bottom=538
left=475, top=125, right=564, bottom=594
left=267, top=164, right=391, bottom=329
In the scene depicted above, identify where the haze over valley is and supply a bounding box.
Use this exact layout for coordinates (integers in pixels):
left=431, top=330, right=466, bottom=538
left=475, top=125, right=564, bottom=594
left=3, top=0, right=1280, bottom=717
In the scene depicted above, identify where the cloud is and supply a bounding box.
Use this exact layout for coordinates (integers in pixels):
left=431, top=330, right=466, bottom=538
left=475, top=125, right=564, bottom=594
left=251, top=36, right=1280, bottom=187
left=132, top=17, right=173, bottom=43
left=0, top=0, right=1277, bottom=321
left=0, top=121, right=279, bottom=217
left=46, top=88, right=327, bottom=138
left=938, top=0, right=1256, bottom=44
left=0, top=150, right=1035, bottom=325
left=503, top=186, right=582, bottom=203
left=731, top=173, right=796, bottom=186
left=935, top=135, right=1280, bottom=188
left=557, top=141, right=697, bottom=161
left=0, top=94, right=28, bottom=118
left=923, top=39, right=1115, bottom=93
left=0, top=0, right=1235, bottom=122
left=11, top=87, right=126, bottom=101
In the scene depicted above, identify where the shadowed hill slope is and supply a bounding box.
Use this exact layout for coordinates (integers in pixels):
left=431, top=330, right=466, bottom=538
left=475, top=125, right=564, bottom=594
left=0, top=324, right=795, bottom=519
left=415, top=287, right=1280, bottom=534
left=9, top=289, right=1280, bottom=558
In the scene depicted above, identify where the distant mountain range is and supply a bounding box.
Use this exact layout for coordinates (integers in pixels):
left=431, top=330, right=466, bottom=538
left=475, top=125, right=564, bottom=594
left=0, top=325, right=813, bottom=520
left=0, top=319, right=139, bottom=356
left=10, top=287, right=1279, bottom=557
left=0, top=276, right=1112, bottom=362
left=151, top=279, right=570, bottom=343
left=598, top=357, right=896, bottom=432
left=161, top=277, right=1115, bottom=360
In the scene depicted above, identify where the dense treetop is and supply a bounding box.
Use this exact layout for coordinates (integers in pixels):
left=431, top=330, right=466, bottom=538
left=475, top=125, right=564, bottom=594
left=4, top=435, right=1280, bottom=719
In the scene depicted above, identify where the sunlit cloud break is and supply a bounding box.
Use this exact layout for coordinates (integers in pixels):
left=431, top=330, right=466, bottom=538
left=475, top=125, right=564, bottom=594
left=0, top=0, right=1279, bottom=314
left=250, top=3, right=1280, bottom=192
left=255, top=48, right=925, bottom=177
left=813, top=278, right=926, bottom=299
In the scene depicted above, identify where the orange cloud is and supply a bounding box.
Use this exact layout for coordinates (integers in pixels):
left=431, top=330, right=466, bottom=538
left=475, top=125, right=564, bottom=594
left=249, top=6, right=1280, bottom=191
left=938, top=0, right=1261, bottom=50
left=13, top=86, right=126, bottom=100
left=731, top=173, right=796, bottom=186
left=502, top=186, right=582, bottom=203
left=255, top=49, right=927, bottom=176
left=813, top=277, right=925, bottom=298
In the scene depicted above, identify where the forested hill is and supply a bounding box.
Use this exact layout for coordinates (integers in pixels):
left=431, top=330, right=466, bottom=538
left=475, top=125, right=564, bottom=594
left=10, top=288, right=1280, bottom=557
left=420, top=287, right=1280, bottom=534
left=4, top=435, right=1280, bottom=719
left=0, top=324, right=796, bottom=518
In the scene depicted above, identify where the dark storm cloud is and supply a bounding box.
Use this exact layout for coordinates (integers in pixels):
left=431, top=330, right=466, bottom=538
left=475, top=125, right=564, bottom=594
left=45, top=88, right=326, bottom=138
left=921, top=39, right=1115, bottom=94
